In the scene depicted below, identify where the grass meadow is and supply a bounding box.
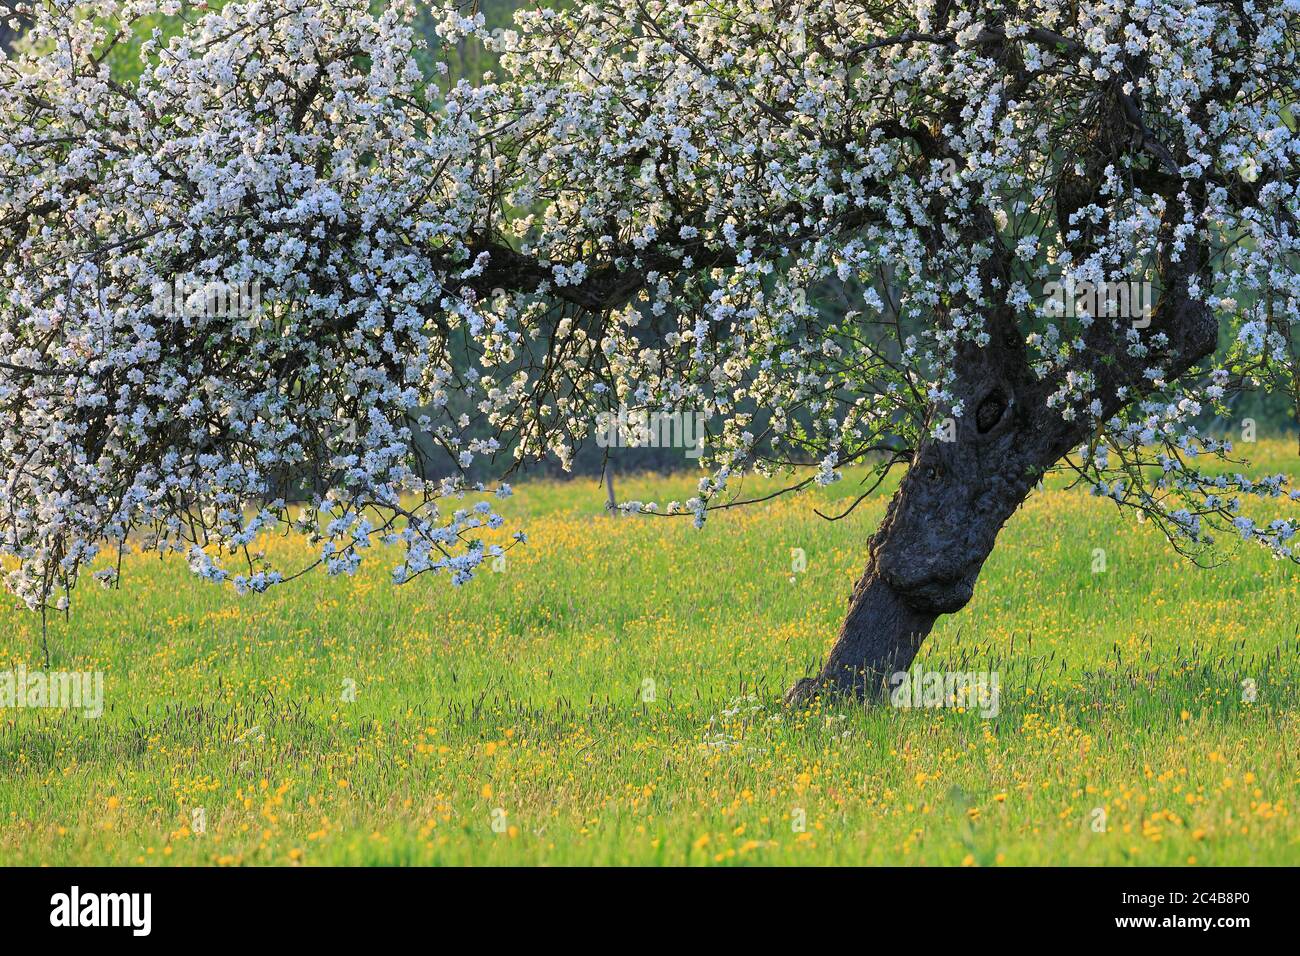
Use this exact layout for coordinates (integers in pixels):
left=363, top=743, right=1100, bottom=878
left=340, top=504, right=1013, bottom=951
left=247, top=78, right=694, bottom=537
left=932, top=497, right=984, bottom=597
left=1, top=441, right=1298, bottom=866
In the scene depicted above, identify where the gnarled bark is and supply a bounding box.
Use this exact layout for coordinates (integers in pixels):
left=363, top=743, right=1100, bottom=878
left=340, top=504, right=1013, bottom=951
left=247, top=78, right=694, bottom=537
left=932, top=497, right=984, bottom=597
left=788, top=172, right=1219, bottom=707
left=786, top=367, right=1072, bottom=704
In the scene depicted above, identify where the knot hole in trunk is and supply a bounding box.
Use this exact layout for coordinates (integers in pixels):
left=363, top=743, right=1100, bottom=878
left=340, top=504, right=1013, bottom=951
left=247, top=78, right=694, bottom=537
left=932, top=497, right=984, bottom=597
left=975, top=387, right=1009, bottom=434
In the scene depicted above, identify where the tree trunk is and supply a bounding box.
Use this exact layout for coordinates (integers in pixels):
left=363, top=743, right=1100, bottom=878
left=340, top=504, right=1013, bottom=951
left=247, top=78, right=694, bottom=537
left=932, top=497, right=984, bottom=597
left=787, top=245, right=1217, bottom=707
left=787, top=326, right=1082, bottom=705
left=784, top=134, right=1220, bottom=706
left=786, top=554, right=939, bottom=703
left=786, top=412, right=1055, bottom=704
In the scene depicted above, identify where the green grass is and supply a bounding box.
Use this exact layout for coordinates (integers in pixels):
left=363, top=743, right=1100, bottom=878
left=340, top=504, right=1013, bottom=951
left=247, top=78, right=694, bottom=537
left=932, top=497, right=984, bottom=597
left=1, top=443, right=1299, bottom=865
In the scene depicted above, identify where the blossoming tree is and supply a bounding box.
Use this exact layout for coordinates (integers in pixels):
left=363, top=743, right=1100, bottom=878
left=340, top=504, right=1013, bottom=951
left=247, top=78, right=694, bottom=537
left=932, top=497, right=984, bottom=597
left=4, top=0, right=1300, bottom=699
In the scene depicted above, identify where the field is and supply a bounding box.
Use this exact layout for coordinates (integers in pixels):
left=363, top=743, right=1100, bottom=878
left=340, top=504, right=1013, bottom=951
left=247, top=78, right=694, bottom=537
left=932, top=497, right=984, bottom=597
left=1, top=443, right=1298, bottom=866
